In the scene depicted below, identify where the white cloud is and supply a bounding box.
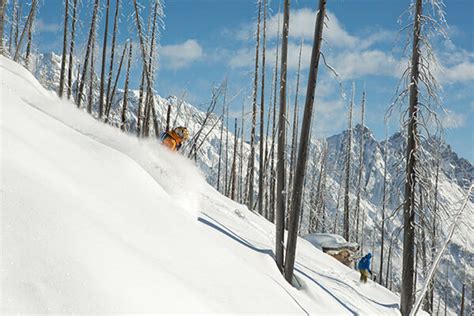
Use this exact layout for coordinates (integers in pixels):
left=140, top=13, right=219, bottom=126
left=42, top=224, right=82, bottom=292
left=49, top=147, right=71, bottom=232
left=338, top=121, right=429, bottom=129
left=239, top=9, right=388, bottom=50
left=441, top=110, right=467, bottom=128
left=439, top=61, right=474, bottom=83
left=332, top=49, right=406, bottom=79
left=161, top=39, right=203, bottom=70
left=36, top=19, right=61, bottom=33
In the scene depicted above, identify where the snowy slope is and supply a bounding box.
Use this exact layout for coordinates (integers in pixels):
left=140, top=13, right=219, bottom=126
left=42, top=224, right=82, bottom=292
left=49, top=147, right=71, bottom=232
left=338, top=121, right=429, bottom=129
left=15, top=52, right=473, bottom=314
left=1, top=57, right=411, bottom=313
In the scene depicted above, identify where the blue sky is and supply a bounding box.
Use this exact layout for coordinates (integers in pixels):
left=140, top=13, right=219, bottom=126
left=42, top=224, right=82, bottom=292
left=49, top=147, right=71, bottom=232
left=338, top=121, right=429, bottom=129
left=11, top=0, right=474, bottom=161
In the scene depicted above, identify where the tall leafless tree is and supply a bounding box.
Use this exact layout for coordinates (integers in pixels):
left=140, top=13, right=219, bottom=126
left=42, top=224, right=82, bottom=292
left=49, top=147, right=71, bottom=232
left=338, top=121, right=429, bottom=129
left=13, top=0, right=36, bottom=62
left=67, top=0, right=78, bottom=100
left=257, top=0, right=268, bottom=214
left=284, top=0, right=326, bottom=283
left=105, top=0, right=120, bottom=114
left=87, top=28, right=96, bottom=114
left=105, top=41, right=127, bottom=121
left=247, top=0, right=262, bottom=211
left=343, top=83, right=354, bottom=242
left=379, top=131, right=389, bottom=285
left=230, top=119, right=239, bottom=200
left=58, top=0, right=69, bottom=97
left=77, top=0, right=100, bottom=108
left=217, top=100, right=225, bottom=192
left=239, top=100, right=246, bottom=204
left=7, top=0, right=17, bottom=55
left=0, top=0, right=5, bottom=55
left=24, top=0, right=36, bottom=68
left=275, top=0, right=290, bottom=273
left=98, top=0, right=111, bottom=119
left=121, top=40, right=132, bottom=131
left=267, top=7, right=280, bottom=223
left=355, top=89, right=366, bottom=246
left=400, top=1, right=422, bottom=314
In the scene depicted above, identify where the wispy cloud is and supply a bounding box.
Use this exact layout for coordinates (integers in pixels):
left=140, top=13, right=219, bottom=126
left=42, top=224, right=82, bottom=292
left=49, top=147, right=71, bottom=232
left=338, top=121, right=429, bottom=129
left=36, top=19, right=62, bottom=33
left=161, top=39, right=203, bottom=70
left=441, top=110, right=467, bottom=128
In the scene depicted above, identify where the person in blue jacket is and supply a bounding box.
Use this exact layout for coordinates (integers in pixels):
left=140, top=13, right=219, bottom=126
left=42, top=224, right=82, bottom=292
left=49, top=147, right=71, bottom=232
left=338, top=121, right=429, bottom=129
left=357, top=253, right=373, bottom=283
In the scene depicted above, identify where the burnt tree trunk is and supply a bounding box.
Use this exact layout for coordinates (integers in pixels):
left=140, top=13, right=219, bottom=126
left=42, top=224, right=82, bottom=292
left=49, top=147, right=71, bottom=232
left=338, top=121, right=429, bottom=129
left=98, top=0, right=111, bottom=119
left=77, top=0, right=100, bottom=108
left=258, top=0, right=267, bottom=215
left=67, top=0, right=78, bottom=100
left=105, top=42, right=127, bottom=121
left=121, top=40, right=132, bottom=131
left=284, top=0, right=326, bottom=283
left=0, top=0, right=5, bottom=55
left=247, top=0, right=262, bottom=210
left=105, top=0, right=120, bottom=114
left=87, top=29, right=96, bottom=114
left=58, top=0, right=69, bottom=97
left=400, top=0, right=422, bottom=314
left=230, top=119, right=239, bottom=200
left=275, top=0, right=290, bottom=273
left=13, top=0, right=36, bottom=62
left=355, top=90, right=366, bottom=246
left=24, top=0, right=36, bottom=68
left=343, top=83, right=354, bottom=242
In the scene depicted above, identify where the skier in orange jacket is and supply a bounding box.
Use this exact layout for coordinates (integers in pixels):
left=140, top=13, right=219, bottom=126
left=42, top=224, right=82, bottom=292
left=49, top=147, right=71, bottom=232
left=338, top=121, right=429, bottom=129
left=160, top=126, right=189, bottom=151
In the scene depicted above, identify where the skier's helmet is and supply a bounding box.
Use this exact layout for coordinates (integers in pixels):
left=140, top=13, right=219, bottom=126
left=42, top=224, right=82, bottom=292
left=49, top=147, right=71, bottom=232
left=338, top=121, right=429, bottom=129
left=175, top=126, right=189, bottom=141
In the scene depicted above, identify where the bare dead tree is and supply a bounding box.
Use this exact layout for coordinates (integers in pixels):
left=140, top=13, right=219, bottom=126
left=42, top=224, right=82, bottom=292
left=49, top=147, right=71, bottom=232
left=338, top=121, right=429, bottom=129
left=401, top=1, right=422, bottom=313
left=410, top=185, right=473, bottom=316
left=239, top=100, right=246, bottom=204
left=379, top=131, right=389, bottom=285
left=230, top=119, right=239, bottom=200
left=171, top=91, right=187, bottom=127
left=133, top=0, right=160, bottom=137
left=121, top=40, right=132, bottom=131
left=275, top=0, right=289, bottom=273
left=76, top=0, right=100, bottom=108
left=105, top=0, right=120, bottom=114
left=343, top=83, right=355, bottom=242
left=98, top=0, right=111, bottom=119
left=24, top=0, right=36, bottom=69
left=284, top=0, right=326, bottom=283
left=165, top=102, right=171, bottom=131
left=247, top=0, right=262, bottom=211
left=13, top=0, right=36, bottom=62
left=287, top=40, right=303, bottom=215
left=460, top=283, right=465, bottom=316
left=355, top=89, right=366, bottom=247
left=257, top=0, right=267, bottom=215
left=187, top=83, right=223, bottom=159
left=224, top=84, right=229, bottom=196
left=105, top=41, right=127, bottom=121
left=0, top=0, right=5, bottom=55
left=136, top=68, right=145, bottom=136
left=58, top=0, right=69, bottom=97
left=11, top=1, right=20, bottom=55
left=87, top=29, right=96, bottom=114
left=315, top=141, right=328, bottom=232
left=7, top=0, right=17, bottom=55
left=268, top=6, right=281, bottom=223
left=142, top=0, right=160, bottom=138
left=67, top=0, right=78, bottom=100
left=217, top=98, right=225, bottom=192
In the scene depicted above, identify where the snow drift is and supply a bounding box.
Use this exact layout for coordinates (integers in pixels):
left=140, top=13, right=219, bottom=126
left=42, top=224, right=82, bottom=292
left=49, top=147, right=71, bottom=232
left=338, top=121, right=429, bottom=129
left=2, top=56, right=407, bottom=314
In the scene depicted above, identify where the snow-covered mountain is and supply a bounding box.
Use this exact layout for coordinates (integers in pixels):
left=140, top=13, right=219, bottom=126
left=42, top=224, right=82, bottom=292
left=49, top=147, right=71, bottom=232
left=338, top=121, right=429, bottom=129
left=25, top=52, right=473, bottom=315
left=2, top=54, right=418, bottom=314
